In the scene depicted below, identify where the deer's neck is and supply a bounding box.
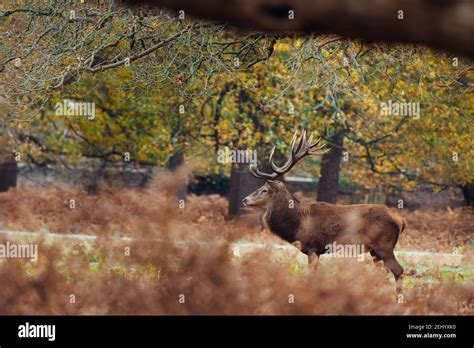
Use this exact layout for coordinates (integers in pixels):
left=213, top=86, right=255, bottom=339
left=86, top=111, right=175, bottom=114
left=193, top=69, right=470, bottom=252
left=264, top=191, right=300, bottom=243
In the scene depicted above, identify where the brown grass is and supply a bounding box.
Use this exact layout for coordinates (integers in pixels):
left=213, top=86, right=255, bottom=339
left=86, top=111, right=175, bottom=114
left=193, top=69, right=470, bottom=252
left=0, top=170, right=472, bottom=315
left=398, top=208, right=474, bottom=253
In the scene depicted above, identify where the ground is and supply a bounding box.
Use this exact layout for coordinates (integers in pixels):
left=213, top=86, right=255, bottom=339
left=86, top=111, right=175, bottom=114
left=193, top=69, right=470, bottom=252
left=0, top=178, right=472, bottom=315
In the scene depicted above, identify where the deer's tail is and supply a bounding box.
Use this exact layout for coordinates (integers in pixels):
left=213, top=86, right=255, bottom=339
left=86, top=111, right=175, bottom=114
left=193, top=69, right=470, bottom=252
left=389, top=210, right=406, bottom=234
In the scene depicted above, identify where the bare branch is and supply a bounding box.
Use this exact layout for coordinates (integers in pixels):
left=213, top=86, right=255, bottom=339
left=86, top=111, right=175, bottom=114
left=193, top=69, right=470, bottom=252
left=130, top=0, right=474, bottom=58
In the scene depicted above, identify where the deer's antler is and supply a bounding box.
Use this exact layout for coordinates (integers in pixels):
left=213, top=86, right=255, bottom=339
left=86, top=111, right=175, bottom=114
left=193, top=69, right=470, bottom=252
left=250, top=130, right=328, bottom=180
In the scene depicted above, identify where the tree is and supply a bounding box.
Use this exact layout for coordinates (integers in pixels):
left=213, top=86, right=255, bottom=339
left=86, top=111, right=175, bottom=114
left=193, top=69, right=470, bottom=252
left=0, top=0, right=273, bottom=195
left=1, top=0, right=472, bottom=210
left=269, top=40, right=473, bottom=204
left=317, top=130, right=345, bottom=203
left=0, top=137, right=17, bottom=192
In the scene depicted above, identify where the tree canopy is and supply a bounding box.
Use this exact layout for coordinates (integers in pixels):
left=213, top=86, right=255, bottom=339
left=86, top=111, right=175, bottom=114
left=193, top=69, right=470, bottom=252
left=1, top=1, right=472, bottom=206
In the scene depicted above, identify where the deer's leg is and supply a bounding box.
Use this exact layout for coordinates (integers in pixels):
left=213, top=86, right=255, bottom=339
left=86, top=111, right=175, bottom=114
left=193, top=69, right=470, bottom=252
left=378, top=250, right=405, bottom=296
left=370, top=250, right=382, bottom=263
left=395, top=275, right=404, bottom=295
left=308, top=252, right=319, bottom=270
left=377, top=249, right=404, bottom=284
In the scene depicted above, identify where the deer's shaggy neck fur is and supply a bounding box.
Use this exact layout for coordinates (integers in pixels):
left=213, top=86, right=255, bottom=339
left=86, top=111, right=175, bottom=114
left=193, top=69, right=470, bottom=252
left=264, top=187, right=302, bottom=243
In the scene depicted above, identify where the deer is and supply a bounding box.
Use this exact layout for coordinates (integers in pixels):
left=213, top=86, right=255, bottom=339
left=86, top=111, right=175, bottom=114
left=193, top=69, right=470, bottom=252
left=242, top=130, right=406, bottom=288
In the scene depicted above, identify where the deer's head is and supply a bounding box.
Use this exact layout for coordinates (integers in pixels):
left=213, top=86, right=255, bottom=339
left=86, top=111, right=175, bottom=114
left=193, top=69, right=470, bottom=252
left=242, top=130, right=328, bottom=208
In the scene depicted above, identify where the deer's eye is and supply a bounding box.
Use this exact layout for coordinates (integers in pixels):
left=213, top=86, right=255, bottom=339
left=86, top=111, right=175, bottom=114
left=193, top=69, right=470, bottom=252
left=261, top=189, right=268, bottom=193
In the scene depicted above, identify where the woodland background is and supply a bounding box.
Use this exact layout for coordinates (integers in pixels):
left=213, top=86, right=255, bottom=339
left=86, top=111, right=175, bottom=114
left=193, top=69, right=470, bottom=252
left=0, top=0, right=472, bottom=216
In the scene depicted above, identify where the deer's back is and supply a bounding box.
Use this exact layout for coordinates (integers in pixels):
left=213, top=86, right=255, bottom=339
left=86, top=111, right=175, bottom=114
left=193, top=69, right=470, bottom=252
left=296, top=201, right=405, bottom=252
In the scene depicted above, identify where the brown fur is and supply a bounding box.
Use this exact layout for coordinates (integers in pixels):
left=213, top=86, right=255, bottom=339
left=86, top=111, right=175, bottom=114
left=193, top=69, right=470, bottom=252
left=243, top=181, right=406, bottom=282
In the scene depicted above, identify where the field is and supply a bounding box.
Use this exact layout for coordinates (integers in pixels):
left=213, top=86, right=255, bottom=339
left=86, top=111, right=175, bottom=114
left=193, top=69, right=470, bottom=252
left=0, top=172, right=472, bottom=315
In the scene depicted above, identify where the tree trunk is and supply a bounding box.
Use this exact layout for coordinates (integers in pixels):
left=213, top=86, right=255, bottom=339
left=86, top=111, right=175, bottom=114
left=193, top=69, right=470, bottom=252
left=317, top=132, right=344, bottom=204
left=0, top=160, right=18, bottom=192
left=167, top=150, right=187, bottom=201
left=460, top=184, right=474, bottom=207
left=228, top=163, right=263, bottom=217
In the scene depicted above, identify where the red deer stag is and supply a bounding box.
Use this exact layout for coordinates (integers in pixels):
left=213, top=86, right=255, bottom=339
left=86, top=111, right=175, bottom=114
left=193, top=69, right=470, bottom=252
left=242, top=130, right=406, bottom=287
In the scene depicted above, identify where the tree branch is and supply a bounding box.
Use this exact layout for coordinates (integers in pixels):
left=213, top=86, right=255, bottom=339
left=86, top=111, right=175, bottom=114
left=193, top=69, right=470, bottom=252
left=129, top=0, right=474, bottom=58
